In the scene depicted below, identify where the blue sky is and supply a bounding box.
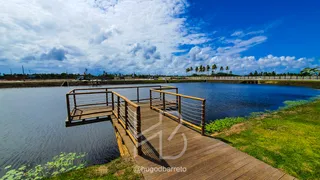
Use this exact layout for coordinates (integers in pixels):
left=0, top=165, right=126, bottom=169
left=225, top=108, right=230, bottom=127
left=186, top=0, right=320, bottom=58
left=0, top=0, right=319, bottom=75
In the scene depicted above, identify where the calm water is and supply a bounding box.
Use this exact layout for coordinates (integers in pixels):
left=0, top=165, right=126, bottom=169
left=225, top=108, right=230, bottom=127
left=0, top=83, right=319, bottom=175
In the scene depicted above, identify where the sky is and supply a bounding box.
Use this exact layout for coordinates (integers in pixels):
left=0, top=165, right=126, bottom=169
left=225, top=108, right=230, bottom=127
left=0, top=0, right=319, bottom=75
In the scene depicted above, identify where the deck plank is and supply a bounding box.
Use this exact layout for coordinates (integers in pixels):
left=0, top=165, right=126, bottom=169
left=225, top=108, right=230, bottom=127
left=95, top=102, right=295, bottom=180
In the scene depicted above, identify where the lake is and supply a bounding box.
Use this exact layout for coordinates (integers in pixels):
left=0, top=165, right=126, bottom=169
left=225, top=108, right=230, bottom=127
left=0, top=83, right=319, bottom=175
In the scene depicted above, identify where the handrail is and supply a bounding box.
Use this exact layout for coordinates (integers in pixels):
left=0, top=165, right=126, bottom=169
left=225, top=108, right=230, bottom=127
left=150, top=89, right=206, bottom=135
left=66, top=87, right=142, bottom=155
left=72, top=85, right=163, bottom=92
left=112, top=91, right=139, bottom=108
left=151, top=89, right=205, bottom=101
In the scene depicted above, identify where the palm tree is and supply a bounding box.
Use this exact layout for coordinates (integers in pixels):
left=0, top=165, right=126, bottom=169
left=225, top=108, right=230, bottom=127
left=195, top=66, right=199, bottom=73
left=199, top=65, right=204, bottom=73
left=186, top=68, right=190, bottom=73
left=206, top=65, right=210, bottom=75
left=226, top=66, right=229, bottom=71
left=220, top=66, right=224, bottom=72
left=212, top=64, right=217, bottom=75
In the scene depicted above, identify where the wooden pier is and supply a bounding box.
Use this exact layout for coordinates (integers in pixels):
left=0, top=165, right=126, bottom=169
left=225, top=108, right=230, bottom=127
left=65, top=85, right=295, bottom=180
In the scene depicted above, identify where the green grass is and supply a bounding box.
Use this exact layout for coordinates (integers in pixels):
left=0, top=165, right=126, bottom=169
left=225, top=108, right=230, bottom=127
left=215, top=100, right=320, bottom=179
left=46, top=157, right=142, bottom=180
left=205, top=117, right=247, bottom=133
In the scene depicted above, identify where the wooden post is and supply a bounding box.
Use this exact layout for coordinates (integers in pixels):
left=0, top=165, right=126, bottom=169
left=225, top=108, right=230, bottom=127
left=106, top=88, right=108, bottom=106
left=137, top=106, right=142, bottom=155
left=117, top=96, right=120, bottom=121
left=178, top=96, right=182, bottom=123
left=201, top=100, right=206, bottom=136
left=111, top=93, right=114, bottom=111
left=66, top=94, right=71, bottom=123
left=125, top=101, right=128, bottom=134
left=149, top=90, right=152, bottom=109
left=176, top=88, right=179, bottom=109
left=72, top=90, right=77, bottom=109
left=159, top=86, right=162, bottom=100
left=137, top=87, right=140, bottom=103
left=163, top=93, right=166, bottom=111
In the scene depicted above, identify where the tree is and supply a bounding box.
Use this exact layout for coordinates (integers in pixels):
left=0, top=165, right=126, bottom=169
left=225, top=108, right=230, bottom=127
left=212, top=64, right=217, bottom=74
left=220, top=66, right=224, bottom=71
left=195, top=66, right=199, bottom=73
left=190, top=67, right=193, bottom=71
left=206, top=65, right=210, bottom=75
left=229, top=71, right=232, bottom=75
left=300, top=67, right=320, bottom=76
left=254, top=70, right=258, bottom=76
left=271, top=71, right=276, bottom=76
left=186, top=68, right=190, bottom=73
left=226, top=66, right=229, bottom=71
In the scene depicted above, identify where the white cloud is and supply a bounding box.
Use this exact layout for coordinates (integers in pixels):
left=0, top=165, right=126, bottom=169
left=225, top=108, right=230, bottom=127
left=0, top=0, right=317, bottom=75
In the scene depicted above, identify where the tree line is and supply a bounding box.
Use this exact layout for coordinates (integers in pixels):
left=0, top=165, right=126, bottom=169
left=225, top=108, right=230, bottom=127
left=186, top=64, right=232, bottom=75
left=247, top=67, right=320, bottom=76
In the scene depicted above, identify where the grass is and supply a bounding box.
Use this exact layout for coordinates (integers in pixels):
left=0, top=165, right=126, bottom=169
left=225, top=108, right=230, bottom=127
left=46, top=157, right=142, bottom=180
left=213, top=100, right=320, bottom=179
left=205, top=117, right=247, bottom=134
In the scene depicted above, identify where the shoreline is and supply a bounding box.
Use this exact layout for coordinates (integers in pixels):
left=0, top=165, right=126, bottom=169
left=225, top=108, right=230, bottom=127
left=0, top=79, right=319, bottom=89
left=51, top=99, right=319, bottom=179
left=212, top=99, right=320, bottom=179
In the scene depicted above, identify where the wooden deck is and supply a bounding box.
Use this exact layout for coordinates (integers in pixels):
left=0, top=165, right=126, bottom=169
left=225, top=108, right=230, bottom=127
left=66, top=106, right=112, bottom=127
left=65, top=86, right=295, bottom=179
left=112, top=103, right=295, bottom=180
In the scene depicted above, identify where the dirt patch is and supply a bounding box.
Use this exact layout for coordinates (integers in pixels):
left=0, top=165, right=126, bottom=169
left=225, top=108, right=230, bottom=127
left=95, top=165, right=109, bottom=176
left=211, top=123, right=246, bottom=136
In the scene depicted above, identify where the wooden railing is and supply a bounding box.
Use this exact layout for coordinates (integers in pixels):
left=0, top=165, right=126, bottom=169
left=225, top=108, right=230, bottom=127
left=149, top=89, right=206, bottom=135
left=66, top=85, right=176, bottom=154
left=112, top=91, right=142, bottom=155
left=72, top=85, right=164, bottom=104
left=66, top=89, right=114, bottom=122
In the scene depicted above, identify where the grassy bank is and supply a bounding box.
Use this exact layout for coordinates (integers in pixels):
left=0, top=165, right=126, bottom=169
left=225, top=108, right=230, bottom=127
left=207, top=99, right=320, bottom=179
left=46, top=157, right=141, bottom=180
left=1, top=79, right=319, bottom=89
left=260, top=80, right=320, bottom=89
left=0, top=79, right=205, bottom=88
left=206, top=79, right=320, bottom=89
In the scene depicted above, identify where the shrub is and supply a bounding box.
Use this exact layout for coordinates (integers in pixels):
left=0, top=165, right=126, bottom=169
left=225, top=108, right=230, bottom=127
left=205, top=117, right=246, bottom=134
left=282, top=100, right=309, bottom=109
left=1, top=152, right=86, bottom=180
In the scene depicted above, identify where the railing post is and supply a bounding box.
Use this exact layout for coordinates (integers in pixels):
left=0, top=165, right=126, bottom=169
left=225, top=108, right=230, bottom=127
left=66, top=94, right=71, bottom=123
left=201, top=100, right=206, bottom=136
left=111, top=93, right=114, bottom=111
left=73, top=90, right=77, bottom=110
left=125, top=101, right=128, bottom=134
left=117, top=96, right=120, bottom=121
left=178, top=96, right=182, bottom=123
left=106, top=88, right=108, bottom=106
left=149, top=90, right=152, bottom=109
left=137, top=87, right=140, bottom=103
left=176, top=88, right=179, bottom=109
left=163, top=93, right=166, bottom=111
left=137, top=106, right=142, bottom=155
left=160, top=86, right=162, bottom=100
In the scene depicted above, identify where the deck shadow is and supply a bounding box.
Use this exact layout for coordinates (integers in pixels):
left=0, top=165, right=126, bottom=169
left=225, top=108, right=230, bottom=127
left=140, top=135, right=170, bottom=168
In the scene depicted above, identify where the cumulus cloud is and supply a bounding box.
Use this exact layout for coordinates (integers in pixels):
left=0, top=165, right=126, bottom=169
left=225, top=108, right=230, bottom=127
left=0, top=0, right=317, bottom=75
